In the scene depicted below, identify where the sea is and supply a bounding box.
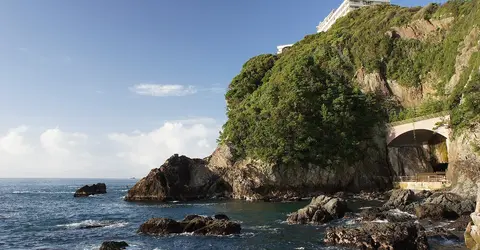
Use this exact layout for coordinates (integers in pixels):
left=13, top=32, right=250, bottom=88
left=0, top=178, right=468, bottom=250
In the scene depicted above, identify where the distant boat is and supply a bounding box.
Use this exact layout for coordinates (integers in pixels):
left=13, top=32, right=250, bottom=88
left=130, top=177, right=136, bottom=180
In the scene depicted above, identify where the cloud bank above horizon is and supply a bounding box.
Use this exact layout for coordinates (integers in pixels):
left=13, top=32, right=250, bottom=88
left=0, top=118, right=221, bottom=178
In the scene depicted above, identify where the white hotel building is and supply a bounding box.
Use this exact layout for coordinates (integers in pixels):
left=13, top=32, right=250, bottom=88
left=316, top=0, right=390, bottom=33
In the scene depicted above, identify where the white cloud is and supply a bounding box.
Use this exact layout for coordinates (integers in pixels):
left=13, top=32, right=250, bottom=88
left=130, top=84, right=197, bottom=97
left=0, top=119, right=221, bottom=178
left=0, top=126, right=33, bottom=155
left=108, top=120, right=220, bottom=168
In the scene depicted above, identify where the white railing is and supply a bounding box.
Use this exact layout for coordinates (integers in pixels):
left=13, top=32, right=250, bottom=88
left=395, top=175, right=449, bottom=183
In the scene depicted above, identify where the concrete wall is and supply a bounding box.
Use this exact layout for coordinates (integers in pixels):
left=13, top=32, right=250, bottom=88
left=394, top=181, right=451, bottom=190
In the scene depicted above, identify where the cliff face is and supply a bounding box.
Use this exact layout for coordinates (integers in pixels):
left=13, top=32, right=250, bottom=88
left=207, top=134, right=392, bottom=200
left=448, top=124, right=480, bottom=198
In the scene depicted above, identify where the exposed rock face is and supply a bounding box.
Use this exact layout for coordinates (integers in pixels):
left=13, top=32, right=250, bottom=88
left=138, top=215, right=241, bottom=236
left=99, top=241, right=128, bottom=250
left=287, top=195, right=348, bottom=224
left=125, top=154, right=231, bottom=201
left=388, top=146, right=433, bottom=177
left=73, top=183, right=106, bottom=197
left=324, top=222, right=429, bottom=250
left=390, top=17, right=454, bottom=41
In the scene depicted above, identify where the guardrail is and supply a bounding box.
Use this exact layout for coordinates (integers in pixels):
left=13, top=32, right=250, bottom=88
left=389, top=111, right=450, bottom=127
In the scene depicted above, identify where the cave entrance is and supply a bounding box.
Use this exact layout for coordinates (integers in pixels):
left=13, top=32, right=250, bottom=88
left=387, top=129, right=449, bottom=177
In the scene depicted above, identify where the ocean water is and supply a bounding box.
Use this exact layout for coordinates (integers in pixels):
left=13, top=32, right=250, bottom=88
left=0, top=179, right=467, bottom=250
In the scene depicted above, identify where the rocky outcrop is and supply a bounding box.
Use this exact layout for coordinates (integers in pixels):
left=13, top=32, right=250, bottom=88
left=415, top=203, right=458, bottom=220
left=74, top=183, right=106, bottom=197
left=124, top=154, right=231, bottom=201
left=390, top=17, right=454, bottom=41
left=383, top=189, right=415, bottom=211
left=99, top=241, right=128, bottom=250
left=324, top=222, right=429, bottom=250
left=138, top=215, right=241, bottom=236
left=426, top=192, right=475, bottom=215
left=287, top=195, right=348, bottom=224
left=445, top=27, right=480, bottom=94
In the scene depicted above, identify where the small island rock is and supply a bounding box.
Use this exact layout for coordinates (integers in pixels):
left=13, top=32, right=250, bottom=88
left=99, top=241, right=128, bottom=250
left=74, top=183, right=107, bottom=197
left=287, top=195, right=348, bottom=224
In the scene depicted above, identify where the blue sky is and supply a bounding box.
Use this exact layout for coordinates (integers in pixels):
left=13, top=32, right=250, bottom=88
left=0, top=0, right=446, bottom=178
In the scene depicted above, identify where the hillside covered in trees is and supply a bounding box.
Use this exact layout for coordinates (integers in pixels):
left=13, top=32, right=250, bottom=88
left=220, top=0, right=480, bottom=170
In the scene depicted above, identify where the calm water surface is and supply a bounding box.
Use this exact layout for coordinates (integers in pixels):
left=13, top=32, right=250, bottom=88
left=0, top=179, right=467, bottom=250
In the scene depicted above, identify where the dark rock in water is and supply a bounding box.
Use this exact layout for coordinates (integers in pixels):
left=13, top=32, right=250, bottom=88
left=138, top=214, right=241, bottom=236
left=74, top=183, right=106, bottom=197
left=138, top=218, right=184, bottom=235
left=287, top=195, right=347, bottom=224
left=426, top=227, right=460, bottom=242
left=324, top=222, right=429, bottom=250
left=424, top=192, right=475, bottom=216
left=125, top=154, right=232, bottom=202
left=99, top=241, right=128, bottom=250
left=82, top=224, right=105, bottom=229
left=449, top=215, right=472, bottom=231
left=193, top=219, right=241, bottom=235
left=415, top=203, right=458, bottom=220
left=383, top=189, right=415, bottom=210
left=213, top=214, right=230, bottom=220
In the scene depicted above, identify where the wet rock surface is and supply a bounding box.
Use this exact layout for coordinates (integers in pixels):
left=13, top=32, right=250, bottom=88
left=99, top=241, right=129, bottom=250
left=287, top=195, right=348, bottom=224
left=324, top=222, right=429, bottom=250
left=74, top=183, right=106, bottom=197
left=138, top=214, right=241, bottom=236
left=415, top=203, right=459, bottom=221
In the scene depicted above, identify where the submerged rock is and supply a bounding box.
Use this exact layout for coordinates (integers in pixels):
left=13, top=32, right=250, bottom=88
left=426, top=227, right=460, bottom=242
left=361, top=207, right=416, bottom=222
left=74, top=183, right=106, bottom=197
left=287, top=195, right=348, bottom=224
left=125, top=154, right=231, bottom=202
left=324, top=222, right=429, bottom=250
left=99, top=241, right=128, bottom=250
left=138, top=215, right=241, bottom=236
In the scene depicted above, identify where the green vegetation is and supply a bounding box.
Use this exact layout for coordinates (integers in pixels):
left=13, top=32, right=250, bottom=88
left=220, top=0, right=480, bottom=166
